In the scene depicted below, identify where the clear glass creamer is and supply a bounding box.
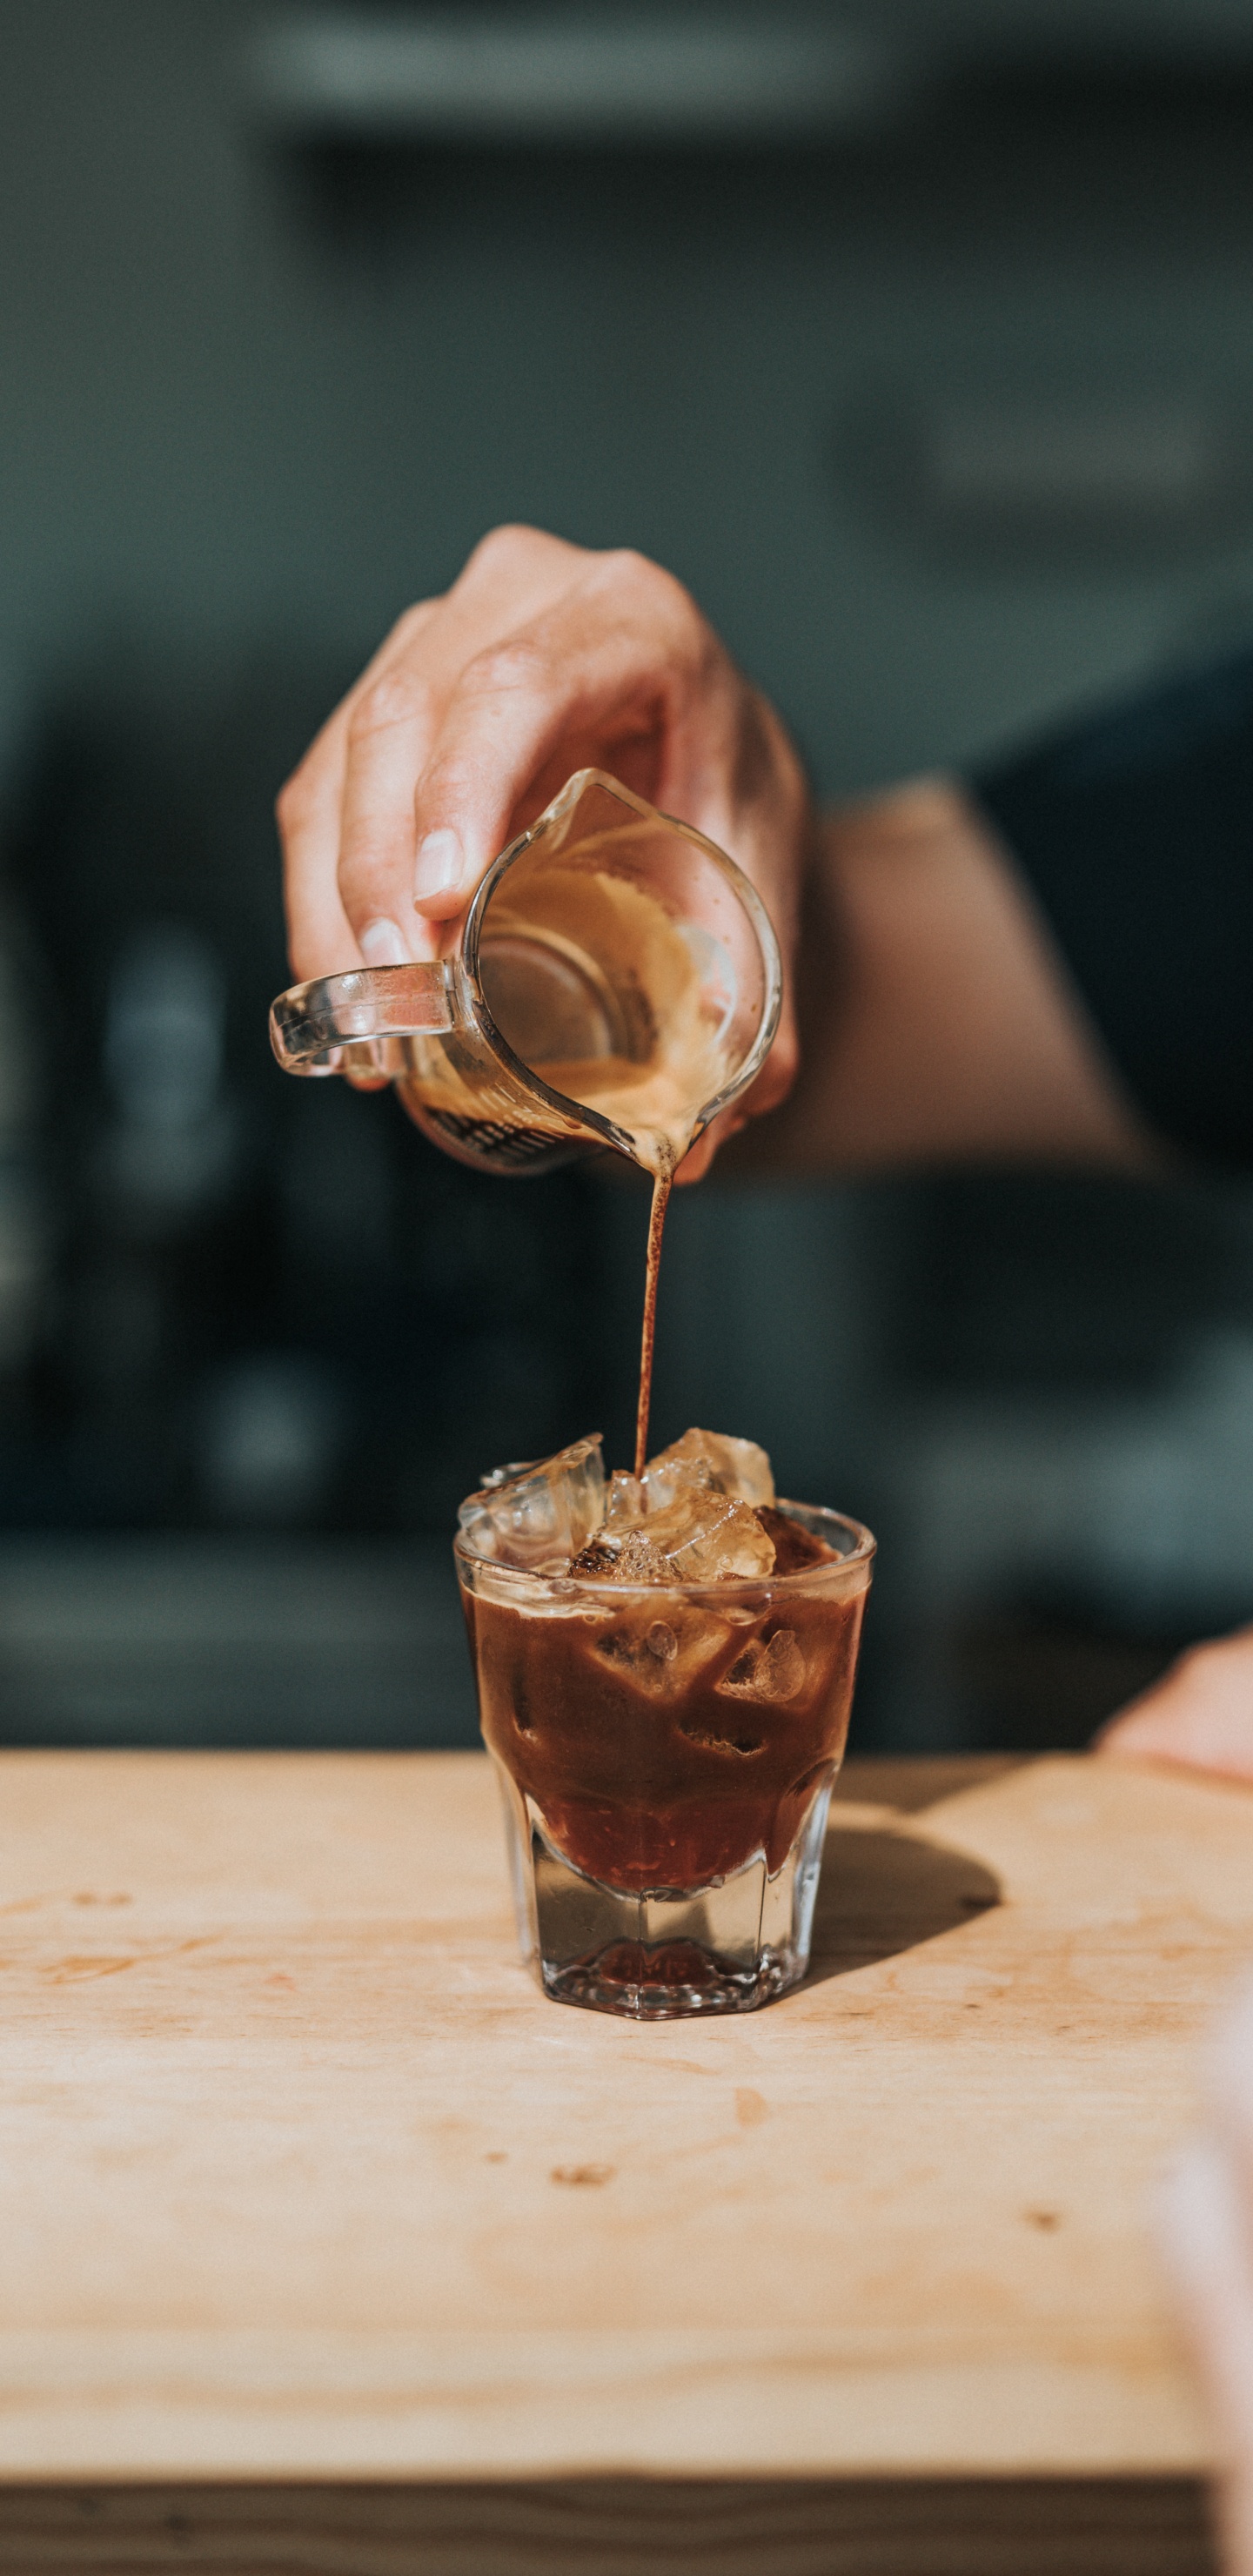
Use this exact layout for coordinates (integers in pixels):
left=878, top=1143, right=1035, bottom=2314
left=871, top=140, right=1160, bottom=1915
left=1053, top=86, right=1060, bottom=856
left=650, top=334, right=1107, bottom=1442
left=269, top=769, right=782, bottom=1179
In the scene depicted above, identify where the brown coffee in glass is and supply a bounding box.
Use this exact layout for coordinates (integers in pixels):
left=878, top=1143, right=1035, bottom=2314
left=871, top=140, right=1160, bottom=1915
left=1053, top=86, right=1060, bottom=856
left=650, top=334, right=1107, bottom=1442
left=456, top=1428, right=874, bottom=2019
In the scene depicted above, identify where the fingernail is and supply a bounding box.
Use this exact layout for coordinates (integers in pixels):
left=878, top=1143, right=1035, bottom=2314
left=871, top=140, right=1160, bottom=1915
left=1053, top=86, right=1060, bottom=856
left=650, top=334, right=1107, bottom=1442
left=358, top=916, right=413, bottom=966
left=413, top=828, right=465, bottom=906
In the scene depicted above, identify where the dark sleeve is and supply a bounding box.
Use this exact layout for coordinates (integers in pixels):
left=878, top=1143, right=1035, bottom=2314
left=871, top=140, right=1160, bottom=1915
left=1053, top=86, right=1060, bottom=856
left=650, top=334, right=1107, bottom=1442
left=968, top=647, right=1253, bottom=1167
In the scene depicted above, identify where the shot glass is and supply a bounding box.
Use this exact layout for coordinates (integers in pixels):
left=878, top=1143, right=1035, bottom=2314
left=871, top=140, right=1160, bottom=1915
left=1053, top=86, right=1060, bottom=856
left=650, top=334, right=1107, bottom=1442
left=456, top=1504, right=874, bottom=2019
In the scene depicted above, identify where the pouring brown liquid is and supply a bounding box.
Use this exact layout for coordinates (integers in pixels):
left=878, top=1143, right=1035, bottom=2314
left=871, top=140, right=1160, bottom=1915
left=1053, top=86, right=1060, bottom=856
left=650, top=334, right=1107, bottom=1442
left=495, top=878, right=722, bottom=1480
left=634, top=1171, right=671, bottom=1477
left=511, top=1096, right=675, bottom=1476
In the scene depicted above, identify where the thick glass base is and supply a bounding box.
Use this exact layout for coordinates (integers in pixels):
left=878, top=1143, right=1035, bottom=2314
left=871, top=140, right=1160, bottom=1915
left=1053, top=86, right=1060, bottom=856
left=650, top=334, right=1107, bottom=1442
left=497, top=1767, right=836, bottom=2019
left=542, top=1933, right=804, bottom=2017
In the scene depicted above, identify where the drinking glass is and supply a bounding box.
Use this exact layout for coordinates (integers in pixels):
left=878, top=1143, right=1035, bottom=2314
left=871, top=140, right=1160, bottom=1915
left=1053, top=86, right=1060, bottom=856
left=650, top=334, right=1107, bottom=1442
left=456, top=1503, right=875, bottom=2018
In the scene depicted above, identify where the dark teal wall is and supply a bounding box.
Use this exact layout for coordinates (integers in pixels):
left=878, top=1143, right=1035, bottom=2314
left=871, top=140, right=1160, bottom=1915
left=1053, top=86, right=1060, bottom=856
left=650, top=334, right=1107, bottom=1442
left=5, top=3, right=1253, bottom=793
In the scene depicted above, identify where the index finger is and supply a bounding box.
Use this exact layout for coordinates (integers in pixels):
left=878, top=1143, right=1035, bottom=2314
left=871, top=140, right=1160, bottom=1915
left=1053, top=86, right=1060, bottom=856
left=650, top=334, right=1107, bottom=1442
left=278, top=599, right=441, bottom=981
left=395, top=552, right=718, bottom=929
left=330, top=527, right=598, bottom=961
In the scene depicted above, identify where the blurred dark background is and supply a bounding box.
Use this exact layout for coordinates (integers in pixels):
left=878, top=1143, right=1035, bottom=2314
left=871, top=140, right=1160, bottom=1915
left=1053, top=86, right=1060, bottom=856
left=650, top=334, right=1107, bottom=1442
left=4, top=0, right=1253, bottom=1752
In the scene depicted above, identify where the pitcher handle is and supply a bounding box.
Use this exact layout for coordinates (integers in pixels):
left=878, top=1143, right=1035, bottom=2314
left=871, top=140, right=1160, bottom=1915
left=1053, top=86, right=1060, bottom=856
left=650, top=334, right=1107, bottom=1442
left=269, top=963, right=459, bottom=1077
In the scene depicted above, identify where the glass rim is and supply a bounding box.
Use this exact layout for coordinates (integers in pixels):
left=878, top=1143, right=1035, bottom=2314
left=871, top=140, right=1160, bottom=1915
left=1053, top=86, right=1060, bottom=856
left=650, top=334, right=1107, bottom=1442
left=453, top=1498, right=875, bottom=1600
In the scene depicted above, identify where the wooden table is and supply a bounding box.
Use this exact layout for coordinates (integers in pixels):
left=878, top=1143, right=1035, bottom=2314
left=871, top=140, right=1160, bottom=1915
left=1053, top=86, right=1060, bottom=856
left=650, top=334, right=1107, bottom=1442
left=2, top=1748, right=1251, bottom=2576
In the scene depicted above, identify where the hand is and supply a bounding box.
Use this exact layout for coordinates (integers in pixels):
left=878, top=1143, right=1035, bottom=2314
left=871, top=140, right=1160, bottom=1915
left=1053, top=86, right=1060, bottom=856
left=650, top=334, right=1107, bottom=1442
left=277, top=525, right=814, bottom=1176
left=1096, top=1627, right=1253, bottom=1785
left=1163, top=1977, right=1253, bottom=2576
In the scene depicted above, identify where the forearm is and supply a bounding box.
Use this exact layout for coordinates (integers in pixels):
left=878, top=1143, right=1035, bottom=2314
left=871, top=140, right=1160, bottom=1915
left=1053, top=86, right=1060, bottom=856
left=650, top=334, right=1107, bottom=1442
left=730, top=775, right=1156, bottom=1177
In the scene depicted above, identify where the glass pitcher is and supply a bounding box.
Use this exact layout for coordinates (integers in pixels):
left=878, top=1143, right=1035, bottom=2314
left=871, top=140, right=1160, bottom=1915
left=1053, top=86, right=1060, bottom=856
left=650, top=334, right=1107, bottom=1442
left=269, top=768, right=781, bottom=1178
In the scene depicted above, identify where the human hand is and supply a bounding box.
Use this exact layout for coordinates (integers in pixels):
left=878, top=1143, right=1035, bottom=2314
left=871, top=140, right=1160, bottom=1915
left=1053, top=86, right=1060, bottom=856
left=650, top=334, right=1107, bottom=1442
left=1163, top=1976, right=1253, bottom=2576
left=277, top=525, right=814, bottom=1176
left=1096, top=1627, right=1253, bottom=1785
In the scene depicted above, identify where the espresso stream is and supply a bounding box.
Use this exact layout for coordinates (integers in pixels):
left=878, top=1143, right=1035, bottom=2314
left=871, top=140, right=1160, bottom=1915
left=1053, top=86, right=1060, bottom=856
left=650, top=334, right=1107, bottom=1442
left=635, top=1171, right=671, bottom=1478
left=520, top=1065, right=691, bottom=1480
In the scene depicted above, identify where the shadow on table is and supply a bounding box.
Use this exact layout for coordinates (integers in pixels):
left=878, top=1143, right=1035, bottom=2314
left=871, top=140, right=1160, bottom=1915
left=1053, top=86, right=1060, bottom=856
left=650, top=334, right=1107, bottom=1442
left=807, top=1823, right=1001, bottom=1981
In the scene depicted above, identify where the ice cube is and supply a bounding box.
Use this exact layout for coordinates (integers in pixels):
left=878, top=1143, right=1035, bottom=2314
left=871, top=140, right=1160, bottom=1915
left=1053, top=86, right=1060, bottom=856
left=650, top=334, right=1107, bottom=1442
left=614, top=1488, right=775, bottom=1585
left=605, top=1470, right=647, bottom=1527
left=719, top=1627, right=805, bottom=1702
left=458, top=1433, right=605, bottom=1572
left=642, top=1426, right=775, bottom=1513
left=593, top=1613, right=678, bottom=1694
left=593, top=1602, right=733, bottom=1698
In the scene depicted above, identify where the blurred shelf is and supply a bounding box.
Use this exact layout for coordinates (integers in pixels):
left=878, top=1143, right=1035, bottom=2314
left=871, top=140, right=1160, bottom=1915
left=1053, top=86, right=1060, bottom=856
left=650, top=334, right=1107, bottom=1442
left=245, top=13, right=915, bottom=146
left=837, top=387, right=1253, bottom=559
left=0, top=1536, right=478, bottom=1749
left=246, top=0, right=1253, bottom=158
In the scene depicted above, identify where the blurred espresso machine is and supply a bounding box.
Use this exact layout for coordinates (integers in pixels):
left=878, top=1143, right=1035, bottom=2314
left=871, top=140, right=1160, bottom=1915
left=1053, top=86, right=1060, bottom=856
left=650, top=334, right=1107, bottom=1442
left=0, top=661, right=620, bottom=1541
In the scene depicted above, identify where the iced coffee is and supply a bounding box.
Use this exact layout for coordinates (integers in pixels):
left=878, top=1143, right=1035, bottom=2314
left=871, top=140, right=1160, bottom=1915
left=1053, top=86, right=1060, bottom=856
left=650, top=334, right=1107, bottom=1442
left=456, top=1427, right=874, bottom=2018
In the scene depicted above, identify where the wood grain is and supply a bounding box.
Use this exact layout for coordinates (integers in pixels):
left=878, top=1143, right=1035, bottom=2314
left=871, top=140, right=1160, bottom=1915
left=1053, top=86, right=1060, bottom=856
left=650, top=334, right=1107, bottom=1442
left=0, top=1748, right=1249, bottom=2497
left=0, top=2474, right=1218, bottom=2576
